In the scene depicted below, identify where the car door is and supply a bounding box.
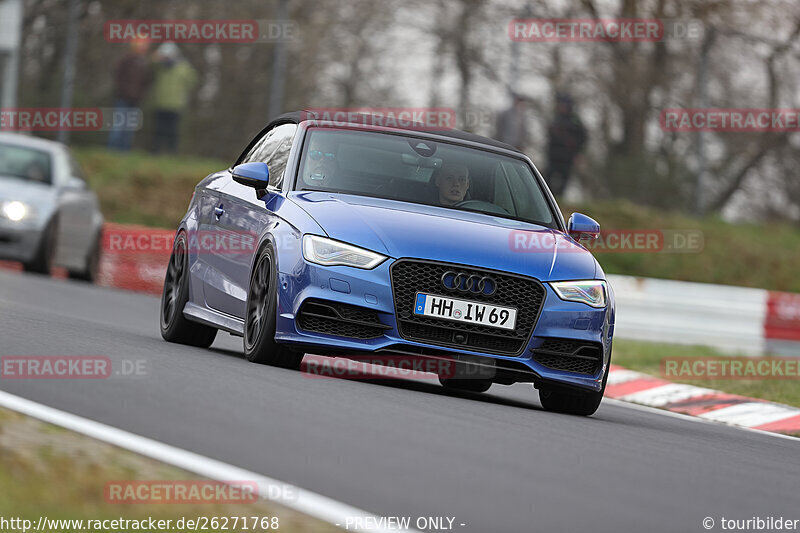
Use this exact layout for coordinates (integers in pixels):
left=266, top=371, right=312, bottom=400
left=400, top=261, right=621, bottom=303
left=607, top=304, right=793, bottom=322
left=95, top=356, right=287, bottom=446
left=203, top=123, right=298, bottom=319
left=193, top=171, right=233, bottom=311
left=54, top=149, right=96, bottom=270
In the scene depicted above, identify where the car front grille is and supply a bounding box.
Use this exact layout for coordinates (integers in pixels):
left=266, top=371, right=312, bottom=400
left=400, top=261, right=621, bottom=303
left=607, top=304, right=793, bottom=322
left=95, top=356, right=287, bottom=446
left=390, top=259, right=545, bottom=355
left=297, top=300, right=391, bottom=339
left=531, top=338, right=603, bottom=375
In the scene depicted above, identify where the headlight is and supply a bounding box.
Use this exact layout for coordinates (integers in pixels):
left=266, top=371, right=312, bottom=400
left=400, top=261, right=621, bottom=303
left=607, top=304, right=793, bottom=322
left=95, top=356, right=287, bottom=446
left=550, top=280, right=607, bottom=308
left=1, top=201, right=29, bottom=222
left=302, top=235, right=387, bottom=269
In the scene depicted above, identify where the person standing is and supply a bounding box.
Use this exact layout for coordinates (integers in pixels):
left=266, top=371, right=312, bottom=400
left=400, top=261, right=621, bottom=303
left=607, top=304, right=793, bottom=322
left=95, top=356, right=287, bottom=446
left=150, top=43, right=197, bottom=154
left=546, top=93, right=587, bottom=197
left=494, top=93, right=530, bottom=152
left=107, top=39, right=152, bottom=151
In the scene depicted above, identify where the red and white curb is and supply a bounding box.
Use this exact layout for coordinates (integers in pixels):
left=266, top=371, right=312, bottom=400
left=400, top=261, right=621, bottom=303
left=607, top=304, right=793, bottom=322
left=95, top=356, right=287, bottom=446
left=605, top=365, right=800, bottom=435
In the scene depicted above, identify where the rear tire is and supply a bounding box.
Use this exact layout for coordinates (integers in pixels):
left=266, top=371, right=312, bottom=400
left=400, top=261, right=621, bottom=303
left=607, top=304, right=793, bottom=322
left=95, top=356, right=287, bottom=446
left=160, top=232, right=217, bottom=347
left=243, top=245, right=303, bottom=369
left=538, top=365, right=609, bottom=416
left=439, top=377, right=492, bottom=393
left=23, top=218, right=58, bottom=275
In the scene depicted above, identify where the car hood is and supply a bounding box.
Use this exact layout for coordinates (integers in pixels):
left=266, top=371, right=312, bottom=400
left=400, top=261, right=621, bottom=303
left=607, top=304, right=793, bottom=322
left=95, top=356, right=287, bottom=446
left=0, top=176, right=56, bottom=206
left=289, top=192, right=598, bottom=280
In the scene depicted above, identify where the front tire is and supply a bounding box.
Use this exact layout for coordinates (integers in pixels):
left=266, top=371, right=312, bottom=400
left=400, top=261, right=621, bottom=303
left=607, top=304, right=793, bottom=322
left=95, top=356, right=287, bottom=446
left=68, top=232, right=102, bottom=283
left=160, top=232, right=217, bottom=347
left=538, top=365, right=609, bottom=416
left=23, top=218, right=58, bottom=275
left=243, top=245, right=303, bottom=369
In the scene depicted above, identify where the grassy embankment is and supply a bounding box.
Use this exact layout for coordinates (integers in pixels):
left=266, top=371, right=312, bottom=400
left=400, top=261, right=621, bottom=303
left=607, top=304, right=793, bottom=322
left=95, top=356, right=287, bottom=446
left=0, top=407, right=339, bottom=531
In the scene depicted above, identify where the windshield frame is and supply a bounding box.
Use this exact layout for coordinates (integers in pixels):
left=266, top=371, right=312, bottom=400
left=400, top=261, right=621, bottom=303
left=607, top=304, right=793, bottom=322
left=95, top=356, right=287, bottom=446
left=290, top=124, right=565, bottom=232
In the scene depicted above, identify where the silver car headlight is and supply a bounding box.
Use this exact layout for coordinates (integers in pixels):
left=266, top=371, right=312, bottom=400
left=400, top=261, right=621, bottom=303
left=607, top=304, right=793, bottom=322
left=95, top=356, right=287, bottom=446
left=550, top=280, right=607, bottom=308
left=1, top=201, right=30, bottom=222
left=302, top=235, right=387, bottom=269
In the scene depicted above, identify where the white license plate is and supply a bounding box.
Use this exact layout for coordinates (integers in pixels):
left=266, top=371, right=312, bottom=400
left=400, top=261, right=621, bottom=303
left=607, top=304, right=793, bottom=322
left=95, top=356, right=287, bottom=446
left=413, top=293, right=517, bottom=331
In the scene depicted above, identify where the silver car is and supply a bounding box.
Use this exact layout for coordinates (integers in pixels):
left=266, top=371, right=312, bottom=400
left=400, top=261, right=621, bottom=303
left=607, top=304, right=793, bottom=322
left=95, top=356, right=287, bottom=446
left=0, top=133, right=104, bottom=281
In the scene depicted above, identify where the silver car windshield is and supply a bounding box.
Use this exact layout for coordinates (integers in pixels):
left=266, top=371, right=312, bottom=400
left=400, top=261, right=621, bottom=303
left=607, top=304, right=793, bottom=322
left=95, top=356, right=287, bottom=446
left=0, top=143, right=53, bottom=185
left=296, top=129, right=556, bottom=228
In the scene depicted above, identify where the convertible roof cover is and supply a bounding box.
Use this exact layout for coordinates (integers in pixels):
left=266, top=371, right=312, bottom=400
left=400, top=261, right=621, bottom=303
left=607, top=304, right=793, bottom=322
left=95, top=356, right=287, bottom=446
left=270, top=110, right=522, bottom=154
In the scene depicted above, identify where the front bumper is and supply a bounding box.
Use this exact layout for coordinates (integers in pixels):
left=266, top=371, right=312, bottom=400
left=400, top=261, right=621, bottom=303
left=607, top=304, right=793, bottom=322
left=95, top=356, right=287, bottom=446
left=274, top=258, right=614, bottom=392
left=0, top=220, right=44, bottom=263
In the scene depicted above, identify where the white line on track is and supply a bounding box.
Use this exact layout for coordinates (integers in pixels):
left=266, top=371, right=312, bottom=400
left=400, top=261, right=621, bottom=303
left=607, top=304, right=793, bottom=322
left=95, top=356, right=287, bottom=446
left=0, top=390, right=421, bottom=533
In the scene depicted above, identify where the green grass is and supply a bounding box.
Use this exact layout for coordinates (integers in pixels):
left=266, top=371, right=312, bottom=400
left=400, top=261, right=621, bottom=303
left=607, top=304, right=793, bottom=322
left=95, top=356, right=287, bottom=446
left=74, top=147, right=228, bottom=229
left=73, top=148, right=800, bottom=292
left=561, top=200, right=800, bottom=292
left=0, top=407, right=339, bottom=532
left=613, top=339, right=800, bottom=408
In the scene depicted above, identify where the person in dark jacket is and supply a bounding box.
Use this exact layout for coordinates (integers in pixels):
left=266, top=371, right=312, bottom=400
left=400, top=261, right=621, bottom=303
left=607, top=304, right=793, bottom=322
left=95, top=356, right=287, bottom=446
left=107, top=39, right=152, bottom=151
left=546, top=93, right=587, bottom=197
left=494, top=93, right=530, bottom=152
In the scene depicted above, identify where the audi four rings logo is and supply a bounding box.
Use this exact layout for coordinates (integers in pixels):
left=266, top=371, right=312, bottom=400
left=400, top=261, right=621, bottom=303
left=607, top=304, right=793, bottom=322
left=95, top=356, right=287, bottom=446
left=441, top=271, right=497, bottom=296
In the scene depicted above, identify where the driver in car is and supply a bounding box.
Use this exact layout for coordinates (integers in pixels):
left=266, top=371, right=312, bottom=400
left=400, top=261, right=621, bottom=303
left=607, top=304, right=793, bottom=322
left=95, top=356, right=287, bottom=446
left=24, top=161, right=50, bottom=184
left=435, top=163, right=470, bottom=206
left=304, top=135, right=339, bottom=188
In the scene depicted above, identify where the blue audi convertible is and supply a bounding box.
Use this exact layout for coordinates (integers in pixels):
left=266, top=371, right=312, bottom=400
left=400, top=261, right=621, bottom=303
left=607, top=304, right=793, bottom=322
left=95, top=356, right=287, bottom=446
left=160, top=111, right=615, bottom=416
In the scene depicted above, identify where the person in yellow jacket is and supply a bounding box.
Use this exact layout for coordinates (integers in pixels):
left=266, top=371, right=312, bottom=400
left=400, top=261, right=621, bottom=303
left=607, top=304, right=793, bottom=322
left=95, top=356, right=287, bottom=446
left=150, top=43, right=197, bottom=154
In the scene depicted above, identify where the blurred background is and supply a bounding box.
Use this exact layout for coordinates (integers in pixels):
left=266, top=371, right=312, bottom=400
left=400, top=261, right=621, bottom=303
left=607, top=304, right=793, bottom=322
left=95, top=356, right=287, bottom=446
left=2, top=0, right=798, bottom=219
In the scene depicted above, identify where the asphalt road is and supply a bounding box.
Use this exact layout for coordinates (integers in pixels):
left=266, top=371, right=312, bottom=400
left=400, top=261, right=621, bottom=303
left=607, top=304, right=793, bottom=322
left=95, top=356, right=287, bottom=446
left=1, top=269, right=798, bottom=533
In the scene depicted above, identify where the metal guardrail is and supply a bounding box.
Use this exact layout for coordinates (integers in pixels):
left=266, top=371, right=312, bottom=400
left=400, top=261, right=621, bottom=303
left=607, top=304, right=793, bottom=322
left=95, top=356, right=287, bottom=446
left=608, top=275, right=800, bottom=356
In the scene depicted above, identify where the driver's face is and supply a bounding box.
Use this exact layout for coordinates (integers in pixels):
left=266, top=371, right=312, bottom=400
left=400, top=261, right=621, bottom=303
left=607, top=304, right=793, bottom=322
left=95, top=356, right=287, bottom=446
left=26, top=163, right=46, bottom=182
left=436, top=165, right=470, bottom=205
left=305, top=137, right=337, bottom=186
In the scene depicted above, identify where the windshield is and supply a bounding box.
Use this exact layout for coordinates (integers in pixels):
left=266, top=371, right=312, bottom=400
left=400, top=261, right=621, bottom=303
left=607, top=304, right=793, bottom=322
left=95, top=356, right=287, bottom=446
left=0, top=143, right=53, bottom=185
left=296, top=128, right=556, bottom=228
